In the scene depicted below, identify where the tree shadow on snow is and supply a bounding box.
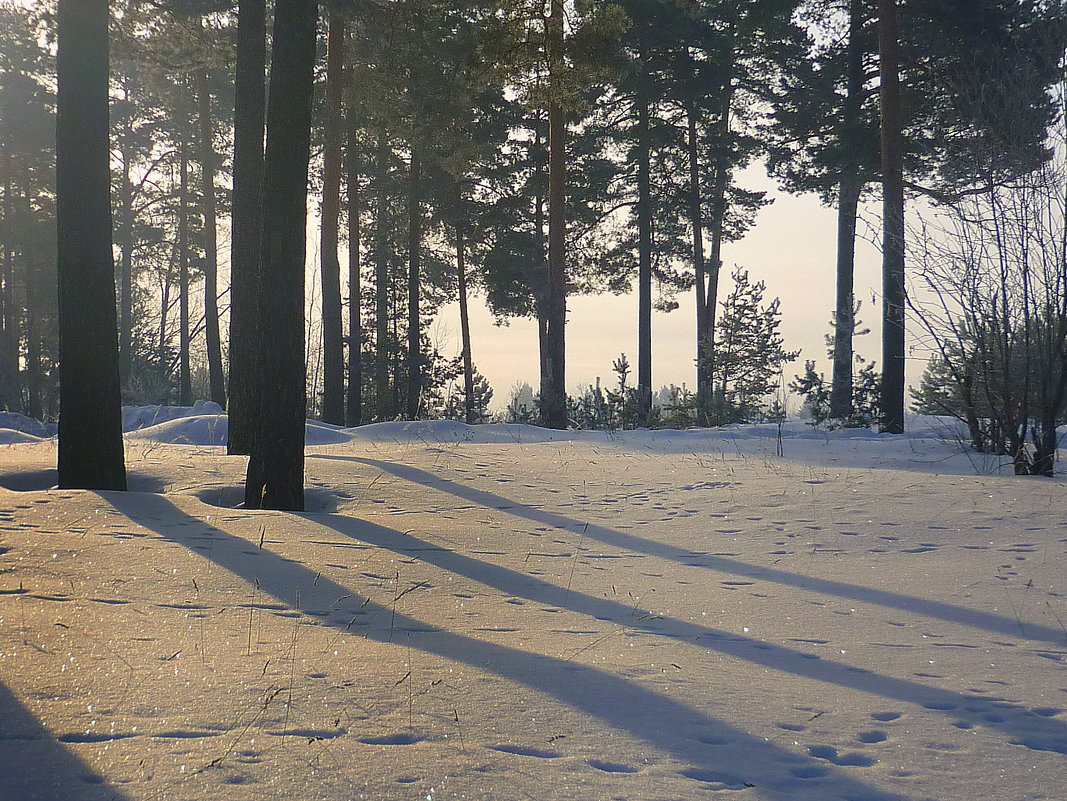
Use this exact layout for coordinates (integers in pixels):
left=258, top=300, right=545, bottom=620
left=0, top=680, right=133, bottom=801
left=103, top=490, right=912, bottom=801
left=315, top=455, right=1067, bottom=647
left=0, top=468, right=166, bottom=494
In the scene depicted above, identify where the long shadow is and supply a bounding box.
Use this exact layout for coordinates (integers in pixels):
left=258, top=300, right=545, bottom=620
left=309, top=511, right=1067, bottom=759
left=104, top=490, right=910, bottom=801
left=318, top=455, right=1067, bottom=646
left=0, top=468, right=166, bottom=494
left=0, top=680, right=133, bottom=801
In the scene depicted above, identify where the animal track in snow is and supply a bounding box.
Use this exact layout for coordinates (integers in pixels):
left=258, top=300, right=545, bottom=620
left=490, top=744, right=561, bottom=758
left=587, top=759, right=639, bottom=773
left=808, top=745, right=877, bottom=767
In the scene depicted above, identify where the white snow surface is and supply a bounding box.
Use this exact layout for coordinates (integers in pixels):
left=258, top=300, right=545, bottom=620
left=0, top=411, right=1065, bottom=800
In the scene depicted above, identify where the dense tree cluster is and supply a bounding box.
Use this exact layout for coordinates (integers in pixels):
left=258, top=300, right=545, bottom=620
left=3, top=0, right=1063, bottom=501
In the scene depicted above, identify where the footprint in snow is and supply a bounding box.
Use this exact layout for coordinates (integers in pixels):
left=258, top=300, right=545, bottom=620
left=871, top=712, right=902, bottom=722
left=490, top=744, right=561, bottom=758
left=857, top=731, right=888, bottom=744
left=587, top=759, right=639, bottom=773
left=678, top=768, right=747, bottom=790
left=359, top=733, right=421, bottom=746
left=808, top=745, right=877, bottom=767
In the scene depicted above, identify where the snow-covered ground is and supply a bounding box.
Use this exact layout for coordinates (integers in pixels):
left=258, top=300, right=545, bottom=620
left=0, top=409, right=1064, bottom=800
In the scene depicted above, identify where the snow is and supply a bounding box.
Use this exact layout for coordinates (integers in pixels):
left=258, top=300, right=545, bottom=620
left=0, top=408, right=1064, bottom=800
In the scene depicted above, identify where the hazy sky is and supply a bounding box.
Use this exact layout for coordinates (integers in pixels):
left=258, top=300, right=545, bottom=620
left=431, top=163, right=895, bottom=410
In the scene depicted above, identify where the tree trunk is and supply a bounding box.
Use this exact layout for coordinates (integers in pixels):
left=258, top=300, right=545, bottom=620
left=178, top=141, right=192, bottom=406
left=636, top=84, right=653, bottom=421
left=698, top=37, right=735, bottom=424
left=406, top=148, right=421, bottom=419
left=541, top=0, right=567, bottom=430
left=345, top=127, right=362, bottom=426
left=533, top=115, right=550, bottom=407
left=23, top=244, right=42, bottom=420
left=878, top=0, right=906, bottom=434
left=244, top=0, right=317, bottom=511
left=0, top=148, right=20, bottom=411
left=196, top=70, right=226, bottom=408
left=374, top=135, right=391, bottom=420
left=830, top=177, right=861, bottom=419
left=118, top=113, right=134, bottom=389
left=227, top=0, right=266, bottom=454
left=687, top=102, right=707, bottom=426
left=830, top=0, right=867, bottom=421
left=454, top=181, right=475, bottom=424
left=319, top=11, right=346, bottom=425
left=55, top=0, right=126, bottom=490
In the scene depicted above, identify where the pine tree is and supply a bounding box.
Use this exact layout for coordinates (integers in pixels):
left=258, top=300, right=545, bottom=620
left=55, top=0, right=126, bottom=490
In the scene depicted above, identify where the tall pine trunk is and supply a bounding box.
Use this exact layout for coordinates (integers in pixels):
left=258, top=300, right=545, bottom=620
left=346, top=127, right=362, bottom=426
left=178, top=141, right=192, bottom=405
left=227, top=0, right=266, bottom=454
left=244, top=0, right=317, bottom=511
left=374, top=136, right=391, bottom=420
left=406, top=148, right=421, bottom=419
left=697, top=47, right=735, bottom=424
left=454, top=182, right=475, bottom=424
left=118, top=116, right=134, bottom=388
left=23, top=241, right=42, bottom=421
left=196, top=70, right=226, bottom=408
left=55, top=0, right=126, bottom=490
left=829, top=0, right=866, bottom=420
left=319, top=12, right=346, bottom=425
left=878, top=0, right=906, bottom=433
left=636, top=82, right=653, bottom=421
left=687, top=101, right=707, bottom=423
left=0, top=148, right=20, bottom=411
left=541, top=0, right=568, bottom=430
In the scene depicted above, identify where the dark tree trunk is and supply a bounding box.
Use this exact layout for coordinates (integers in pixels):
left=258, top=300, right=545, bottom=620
left=830, top=0, right=866, bottom=421
left=22, top=238, right=42, bottom=421
left=244, top=0, right=317, bottom=511
left=406, top=148, right=422, bottom=419
left=698, top=39, right=735, bottom=424
left=118, top=117, right=134, bottom=389
left=454, top=182, right=475, bottom=424
left=878, top=0, right=906, bottom=434
left=196, top=70, right=226, bottom=408
left=0, top=149, right=20, bottom=411
left=345, top=127, right=362, bottom=426
left=55, top=0, right=126, bottom=490
left=687, top=101, right=708, bottom=425
left=831, top=177, right=861, bottom=419
left=319, top=12, right=346, bottom=425
left=533, top=116, right=550, bottom=406
left=227, top=0, right=266, bottom=454
left=374, top=135, right=391, bottom=420
left=541, top=0, right=567, bottom=430
left=178, top=141, right=192, bottom=406
left=636, top=85, right=653, bottom=421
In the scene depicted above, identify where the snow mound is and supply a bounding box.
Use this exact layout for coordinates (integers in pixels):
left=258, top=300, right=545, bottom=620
left=0, top=428, right=45, bottom=444
left=348, top=420, right=572, bottom=444
left=122, top=401, right=224, bottom=431
left=127, top=414, right=353, bottom=447
left=0, top=411, right=55, bottom=438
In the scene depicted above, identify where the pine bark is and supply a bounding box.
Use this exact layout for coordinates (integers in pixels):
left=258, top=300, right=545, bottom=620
left=227, top=0, right=266, bottom=454
left=697, top=44, right=735, bottom=424
left=636, top=84, right=653, bottom=421
left=55, top=0, right=126, bottom=490
left=0, top=148, right=20, bottom=411
left=178, top=141, right=192, bottom=406
left=406, top=148, right=421, bottom=419
left=244, top=0, right=317, bottom=511
left=196, top=70, right=226, bottom=408
left=319, top=12, right=346, bottom=425
left=455, top=182, right=475, bottom=424
left=541, top=0, right=568, bottom=429
left=878, top=0, right=906, bottom=433
left=345, top=128, right=362, bottom=426
left=243, top=0, right=317, bottom=509
left=374, top=136, right=391, bottom=419
left=687, top=101, right=707, bottom=424
left=829, top=0, right=866, bottom=420
left=117, top=116, right=134, bottom=388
